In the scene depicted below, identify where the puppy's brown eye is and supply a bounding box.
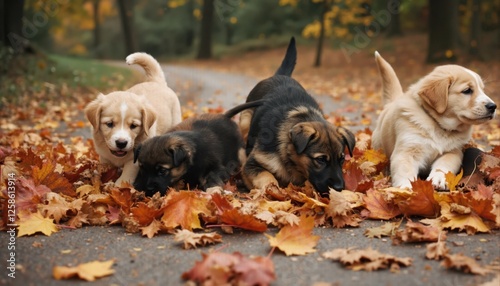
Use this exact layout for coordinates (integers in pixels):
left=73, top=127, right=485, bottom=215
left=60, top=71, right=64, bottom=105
left=105, top=122, right=114, bottom=128
left=130, top=123, right=138, bottom=130
left=315, top=155, right=328, bottom=164
left=462, top=88, right=473, bottom=95
left=157, top=167, right=169, bottom=176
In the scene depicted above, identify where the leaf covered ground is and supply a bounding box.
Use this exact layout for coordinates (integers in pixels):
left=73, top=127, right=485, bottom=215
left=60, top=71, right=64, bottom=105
left=1, top=35, right=500, bottom=284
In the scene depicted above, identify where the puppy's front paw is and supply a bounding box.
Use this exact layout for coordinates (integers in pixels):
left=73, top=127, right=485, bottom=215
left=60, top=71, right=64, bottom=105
left=391, top=178, right=413, bottom=190
left=428, top=170, right=447, bottom=191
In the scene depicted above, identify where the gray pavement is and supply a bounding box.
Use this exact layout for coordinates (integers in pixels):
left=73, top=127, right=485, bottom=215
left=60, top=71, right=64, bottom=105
left=1, top=65, right=499, bottom=285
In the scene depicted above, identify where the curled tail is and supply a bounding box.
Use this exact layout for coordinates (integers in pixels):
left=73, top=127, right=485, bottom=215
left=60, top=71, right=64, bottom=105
left=224, top=100, right=264, bottom=118
left=275, top=37, right=297, bottom=76
left=374, top=51, right=403, bottom=104
left=126, top=52, right=166, bottom=84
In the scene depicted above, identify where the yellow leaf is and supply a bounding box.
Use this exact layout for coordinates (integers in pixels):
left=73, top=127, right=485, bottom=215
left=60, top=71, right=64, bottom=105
left=53, top=260, right=115, bottom=281
left=17, top=211, right=58, bottom=237
left=265, top=215, right=320, bottom=256
left=445, top=169, right=463, bottom=192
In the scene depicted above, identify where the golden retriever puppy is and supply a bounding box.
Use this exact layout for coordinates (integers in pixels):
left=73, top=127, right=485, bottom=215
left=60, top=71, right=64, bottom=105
left=85, top=52, right=182, bottom=185
left=372, top=52, right=496, bottom=190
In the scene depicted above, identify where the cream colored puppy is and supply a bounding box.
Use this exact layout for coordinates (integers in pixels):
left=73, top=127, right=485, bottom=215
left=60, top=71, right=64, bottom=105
left=372, top=52, right=496, bottom=190
left=85, top=52, right=182, bottom=185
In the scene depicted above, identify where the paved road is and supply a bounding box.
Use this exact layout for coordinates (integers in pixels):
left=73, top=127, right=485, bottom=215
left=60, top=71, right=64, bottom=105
left=1, top=65, right=498, bottom=286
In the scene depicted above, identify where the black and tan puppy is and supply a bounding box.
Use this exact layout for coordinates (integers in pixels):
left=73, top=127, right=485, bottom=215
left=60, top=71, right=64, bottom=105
left=241, top=37, right=356, bottom=197
left=133, top=101, right=262, bottom=196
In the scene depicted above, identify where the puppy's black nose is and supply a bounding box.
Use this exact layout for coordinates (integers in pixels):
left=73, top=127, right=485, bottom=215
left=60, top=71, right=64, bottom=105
left=486, top=102, right=497, bottom=113
left=328, top=179, right=344, bottom=192
left=115, top=140, right=128, bottom=149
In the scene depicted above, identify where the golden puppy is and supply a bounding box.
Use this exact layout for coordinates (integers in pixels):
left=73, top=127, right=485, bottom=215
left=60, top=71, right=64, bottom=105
left=372, top=52, right=497, bottom=189
left=85, top=52, right=181, bottom=185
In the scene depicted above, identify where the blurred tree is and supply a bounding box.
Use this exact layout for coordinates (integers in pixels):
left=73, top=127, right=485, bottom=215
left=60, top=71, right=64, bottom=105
left=197, top=0, right=214, bottom=59
left=468, top=0, right=480, bottom=57
left=93, top=0, right=102, bottom=58
left=426, top=0, right=459, bottom=62
left=117, top=0, right=137, bottom=55
left=386, top=0, right=402, bottom=37
left=1, top=0, right=29, bottom=52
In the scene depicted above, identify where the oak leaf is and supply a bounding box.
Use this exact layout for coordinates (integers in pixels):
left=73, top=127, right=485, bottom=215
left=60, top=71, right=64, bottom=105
left=441, top=253, right=489, bottom=275
left=53, top=259, right=115, bottom=281
left=265, top=215, right=320, bottom=256
left=174, top=229, right=222, bottom=249
left=17, top=210, right=58, bottom=237
left=161, top=191, right=211, bottom=231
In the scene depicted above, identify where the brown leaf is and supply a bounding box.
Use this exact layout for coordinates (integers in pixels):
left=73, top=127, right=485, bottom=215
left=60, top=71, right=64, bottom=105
left=174, top=229, right=222, bottom=249
left=32, top=160, right=76, bottom=197
left=265, top=215, right=320, bottom=256
left=219, top=209, right=268, bottom=232
left=441, top=253, right=489, bottom=275
left=363, top=189, right=401, bottom=220
left=398, top=180, right=440, bottom=217
left=322, top=247, right=412, bottom=271
left=53, top=259, right=115, bottom=281
left=140, top=219, right=163, bottom=238
left=364, top=221, right=401, bottom=238
left=130, top=202, right=164, bottom=226
left=392, top=221, right=446, bottom=245
left=425, top=241, right=449, bottom=260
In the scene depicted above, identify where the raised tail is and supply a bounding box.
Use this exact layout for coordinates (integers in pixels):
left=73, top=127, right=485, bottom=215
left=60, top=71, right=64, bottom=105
left=275, top=37, right=297, bottom=76
left=224, top=100, right=265, bottom=118
left=126, top=52, right=166, bottom=84
left=374, top=51, right=403, bottom=104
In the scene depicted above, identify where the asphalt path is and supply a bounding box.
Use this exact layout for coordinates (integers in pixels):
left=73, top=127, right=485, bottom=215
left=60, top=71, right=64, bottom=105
left=1, top=64, right=499, bottom=286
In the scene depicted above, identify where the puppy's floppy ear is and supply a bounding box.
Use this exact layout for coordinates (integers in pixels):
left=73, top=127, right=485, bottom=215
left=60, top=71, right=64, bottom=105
left=166, top=145, right=189, bottom=167
left=141, top=100, right=157, bottom=137
left=418, top=75, right=451, bottom=114
left=337, top=127, right=355, bottom=157
left=133, top=144, right=142, bottom=164
left=84, top=94, right=105, bottom=131
left=289, top=123, right=317, bottom=154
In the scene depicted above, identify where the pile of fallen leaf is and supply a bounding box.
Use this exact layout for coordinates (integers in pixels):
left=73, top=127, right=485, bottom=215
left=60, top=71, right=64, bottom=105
left=1, top=117, right=499, bottom=283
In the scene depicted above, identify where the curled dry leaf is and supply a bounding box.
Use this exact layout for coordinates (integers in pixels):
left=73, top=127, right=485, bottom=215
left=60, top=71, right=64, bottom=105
left=174, top=229, right=222, bottom=249
left=441, top=253, right=490, bottom=275
left=53, top=259, right=115, bottom=281
left=392, top=221, right=446, bottom=245
left=364, top=221, right=401, bottom=238
left=425, top=241, right=449, bottom=260
left=322, top=247, right=412, bottom=271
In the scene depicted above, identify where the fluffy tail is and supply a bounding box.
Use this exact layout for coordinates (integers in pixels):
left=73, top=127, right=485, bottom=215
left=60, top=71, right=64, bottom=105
left=374, top=51, right=403, bottom=104
left=126, top=52, right=166, bottom=84
left=275, top=37, right=297, bottom=76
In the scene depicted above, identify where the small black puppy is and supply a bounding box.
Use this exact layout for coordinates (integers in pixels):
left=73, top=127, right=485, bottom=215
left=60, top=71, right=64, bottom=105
left=133, top=101, right=261, bottom=196
left=240, top=37, right=356, bottom=197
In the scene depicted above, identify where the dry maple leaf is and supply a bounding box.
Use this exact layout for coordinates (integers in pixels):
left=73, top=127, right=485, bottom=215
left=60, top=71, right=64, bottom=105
left=445, top=169, right=463, bottom=192
left=32, top=160, right=76, bottom=197
left=174, top=229, right=222, bottom=249
left=322, top=247, right=412, bottom=272
left=161, top=191, right=211, bottom=231
left=439, top=201, right=491, bottom=234
left=219, top=209, right=268, bottom=232
left=441, top=253, right=490, bottom=275
left=182, top=251, right=275, bottom=285
left=53, top=259, right=115, bottom=281
left=39, top=192, right=72, bottom=223
left=14, top=177, right=50, bottom=212
left=17, top=210, right=58, bottom=237
left=425, top=241, right=449, bottom=260
left=392, top=221, right=446, bottom=245
left=265, top=215, right=320, bottom=256
left=397, top=180, right=440, bottom=217
left=130, top=202, right=164, bottom=226
left=363, top=189, right=401, bottom=220
left=140, top=219, right=163, bottom=238
left=364, top=221, right=401, bottom=238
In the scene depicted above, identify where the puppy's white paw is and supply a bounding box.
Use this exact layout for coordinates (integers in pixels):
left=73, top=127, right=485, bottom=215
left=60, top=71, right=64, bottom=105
left=392, top=178, right=413, bottom=190
left=428, top=170, right=447, bottom=190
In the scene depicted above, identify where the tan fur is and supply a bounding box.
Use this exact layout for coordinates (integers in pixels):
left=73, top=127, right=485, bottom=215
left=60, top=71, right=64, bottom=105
left=372, top=52, right=496, bottom=190
left=85, top=52, right=181, bottom=185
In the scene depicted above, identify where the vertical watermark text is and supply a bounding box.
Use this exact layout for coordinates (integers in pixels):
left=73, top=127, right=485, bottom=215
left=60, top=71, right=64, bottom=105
left=6, top=172, right=17, bottom=279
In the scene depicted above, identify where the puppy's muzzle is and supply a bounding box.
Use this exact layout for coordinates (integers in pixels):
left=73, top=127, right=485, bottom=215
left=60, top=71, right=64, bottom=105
left=485, top=102, right=497, bottom=116
left=111, top=139, right=129, bottom=157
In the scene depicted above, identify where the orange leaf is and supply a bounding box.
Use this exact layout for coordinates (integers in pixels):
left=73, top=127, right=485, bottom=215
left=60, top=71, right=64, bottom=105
left=265, top=215, right=320, bottom=256
left=32, top=160, right=75, bottom=197
left=161, top=191, right=211, bottom=231
left=219, top=209, right=268, bottom=232
left=398, top=180, right=440, bottom=217
left=445, top=169, right=463, bottom=192
left=130, top=202, right=164, bottom=226
left=363, top=189, right=401, bottom=220
left=53, top=260, right=115, bottom=281
left=110, top=187, right=132, bottom=214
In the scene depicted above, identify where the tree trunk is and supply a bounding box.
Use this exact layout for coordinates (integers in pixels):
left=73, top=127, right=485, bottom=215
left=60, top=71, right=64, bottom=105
left=1, top=0, right=26, bottom=52
left=197, top=0, right=214, bottom=59
left=426, top=0, right=459, bottom=63
left=93, top=0, right=102, bottom=58
left=314, top=1, right=330, bottom=67
left=469, top=0, right=481, bottom=57
left=386, top=0, right=402, bottom=37
left=117, top=0, right=137, bottom=56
